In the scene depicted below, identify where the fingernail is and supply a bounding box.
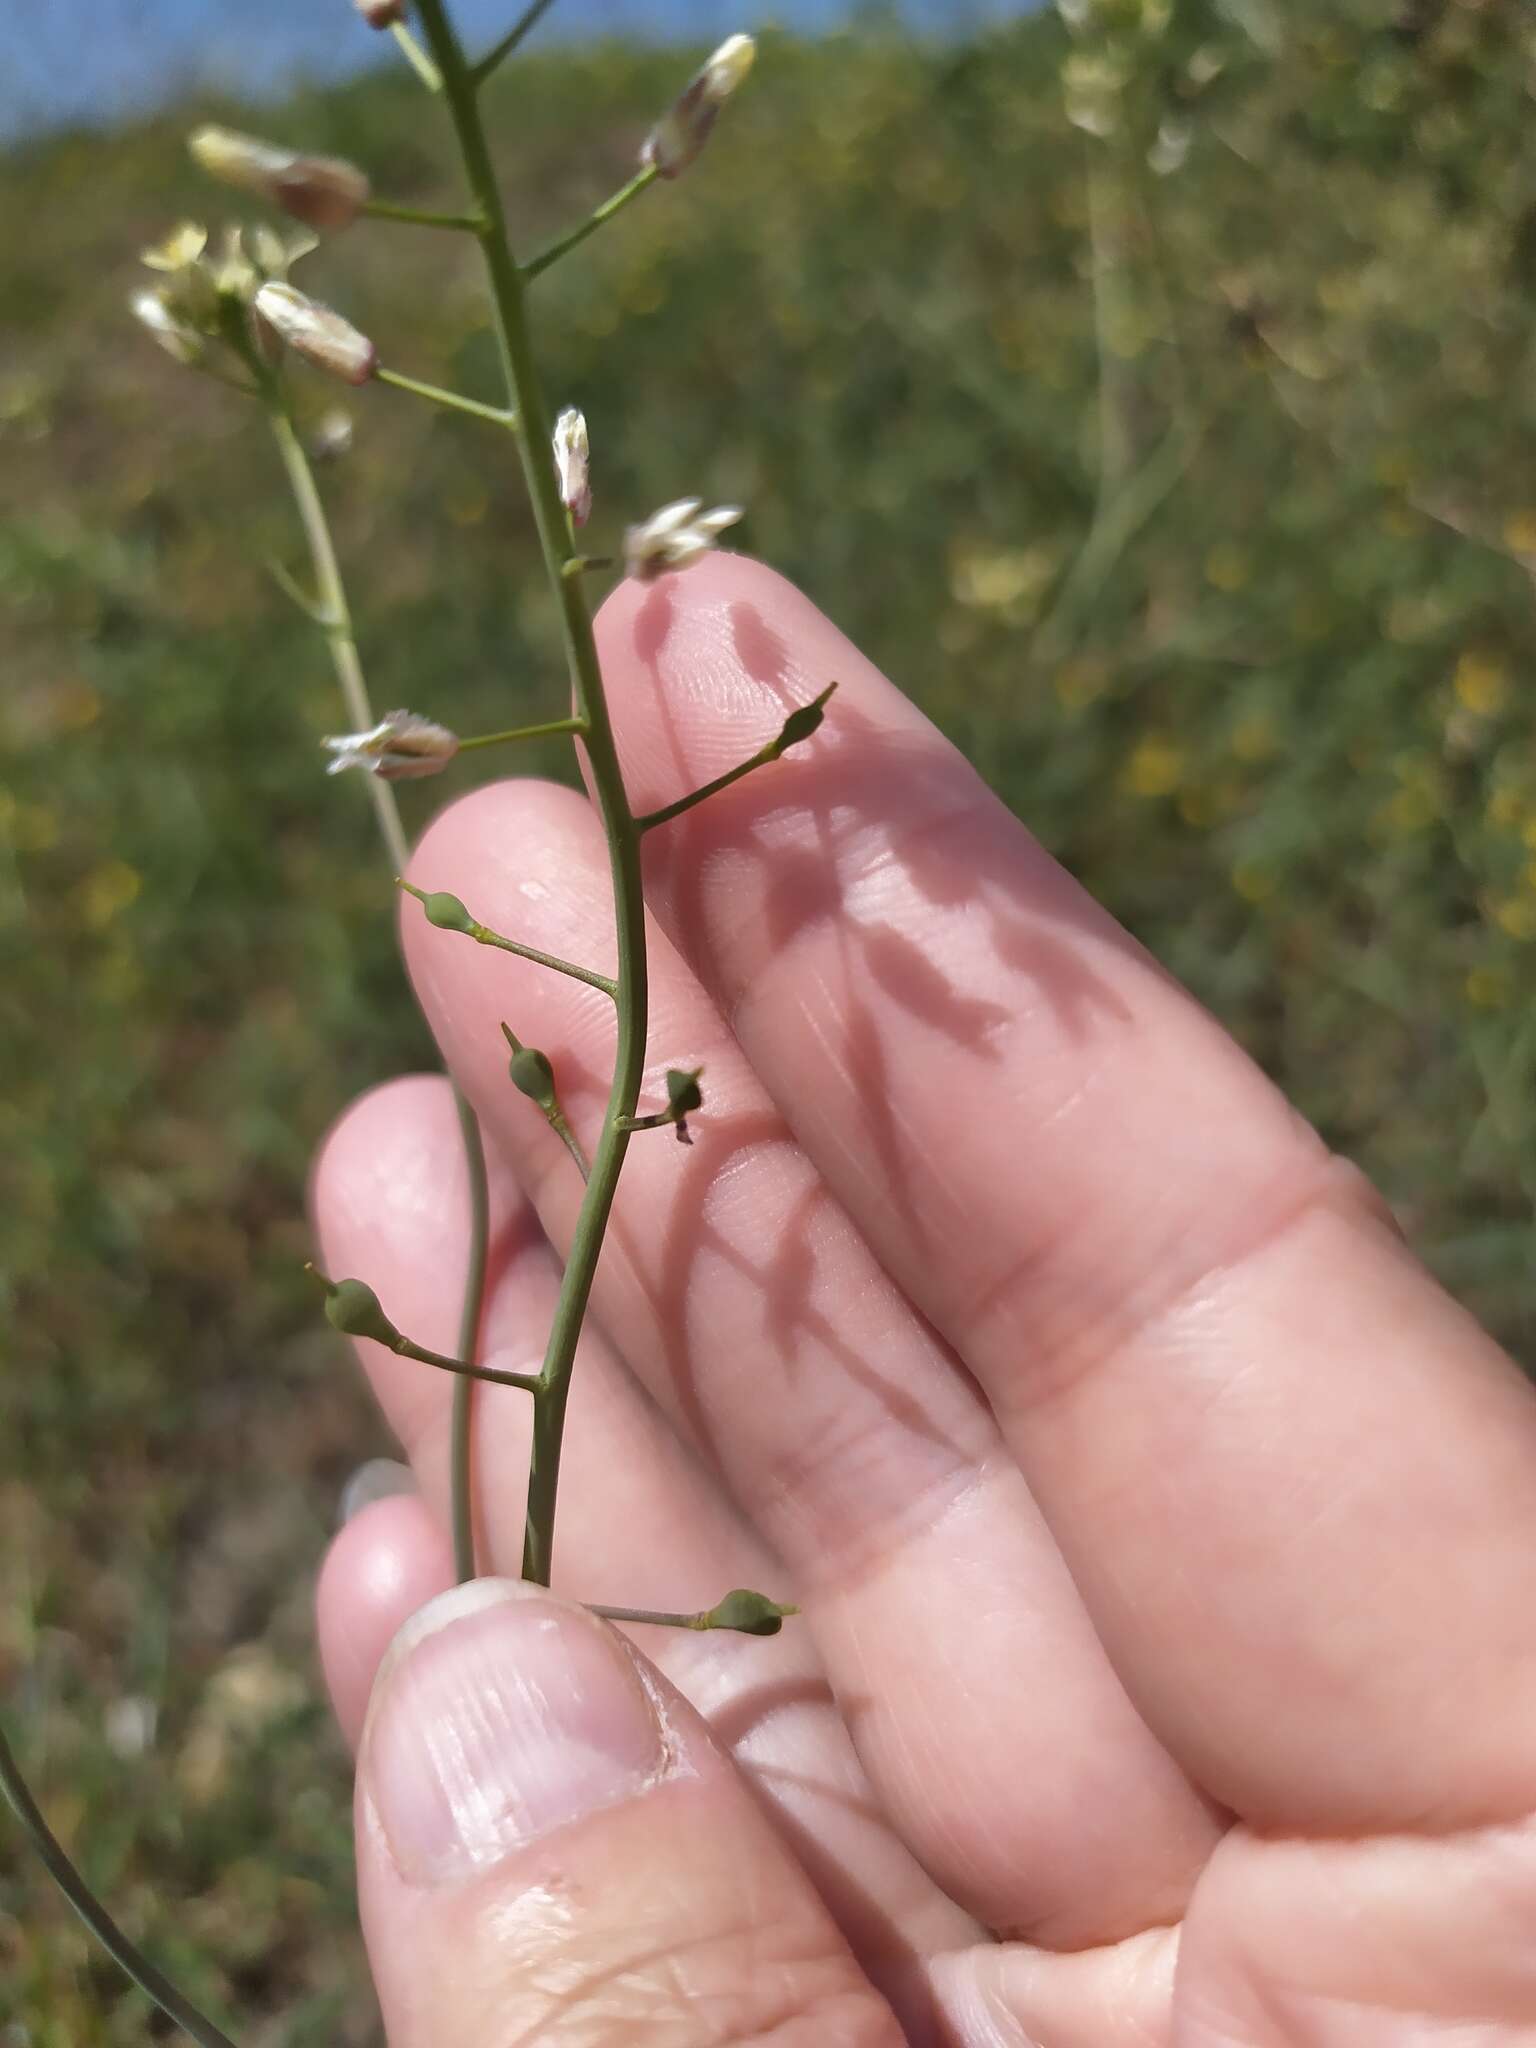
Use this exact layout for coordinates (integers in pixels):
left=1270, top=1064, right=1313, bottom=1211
left=338, top=1457, right=416, bottom=1527
left=362, top=1577, right=668, bottom=1886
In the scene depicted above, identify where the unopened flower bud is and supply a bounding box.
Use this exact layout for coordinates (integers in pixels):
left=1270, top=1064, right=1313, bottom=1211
left=256, top=280, right=377, bottom=384
left=322, top=709, right=458, bottom=779
left=129, top=290, right=203, bottom=367
left=190, top=126, right=371, bottom=232
left=624, top=499, right=742, bottom=582
left=553, top=407, right=591, bottom=527
left=355, top=0, right=406, bottom=22
left=641, top=32, right=756, bottom=179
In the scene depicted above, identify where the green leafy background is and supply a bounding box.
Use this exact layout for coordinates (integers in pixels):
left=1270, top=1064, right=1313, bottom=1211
left=3, top=2, right=1535, bottom=2035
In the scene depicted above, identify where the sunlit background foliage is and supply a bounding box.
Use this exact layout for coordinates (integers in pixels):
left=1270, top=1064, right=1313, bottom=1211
left=3, top=0, right=1535, bottom=2036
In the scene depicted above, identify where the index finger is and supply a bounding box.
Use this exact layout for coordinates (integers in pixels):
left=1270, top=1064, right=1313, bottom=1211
left=592, top=552, right=1536, bottom=1834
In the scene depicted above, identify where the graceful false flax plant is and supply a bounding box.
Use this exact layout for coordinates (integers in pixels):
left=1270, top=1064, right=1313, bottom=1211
left=1, top=8, right=824, bottom=2038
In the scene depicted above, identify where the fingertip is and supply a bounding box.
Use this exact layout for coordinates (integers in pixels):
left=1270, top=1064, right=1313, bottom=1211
left=317, top=1491, right=456, bottom=1751
left=309, top=1071, right=456, bottom=1249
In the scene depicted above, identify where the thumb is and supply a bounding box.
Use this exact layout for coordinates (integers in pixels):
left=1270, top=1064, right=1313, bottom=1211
left=355, top=1577, right=902, bottom=2047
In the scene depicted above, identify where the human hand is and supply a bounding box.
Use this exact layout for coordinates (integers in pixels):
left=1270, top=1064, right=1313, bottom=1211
left=313, top=554, right=1536, bottom=2047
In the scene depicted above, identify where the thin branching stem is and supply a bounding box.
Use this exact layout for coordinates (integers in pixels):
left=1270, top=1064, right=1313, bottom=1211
left=473, top=0, right=560, bottom=85
left=0, top=1723, right=239, bottom=2048
left=363, top=197, right=485, bottom=231
left=375, top=367, right=517, bottom=427
left=524, top=167, right=659, bottom=280
left=391, top=22, right=443, bottom=91
left=460, top=715, right=587, bottom=749
left=413, top=0, right=651, bottom=1589
left=451, top=1091, right=489, bottom=1578
left=637, top=748, right=778, bottom=832
left=268, top=399, right=492, bottom=1585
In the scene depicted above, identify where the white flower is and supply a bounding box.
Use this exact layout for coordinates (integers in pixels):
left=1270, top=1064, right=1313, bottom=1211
left=323, top=710, right=459, bottom=780
left=553, top=407, right=592, bottom=526
left=624, top=499, right=743, bottom=581
left=190, top=126, right=371, bottom=233
left=129, top=290, right=203, bottom=366
left=641, top=33, right=757, bottom=179
left=255, top=281, right=377, bottom=385
left=355, top=0, right=406, bottom=23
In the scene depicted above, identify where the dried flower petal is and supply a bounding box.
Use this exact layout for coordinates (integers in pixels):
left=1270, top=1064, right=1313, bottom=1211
left=129, top=290, right=203, bottom=366
left=553, top=407, right=592, bottom=526
left=255, top=281, right=377, bottom=385
left=141, top=222, right=209, bottom=272
left=624, top=498, right=742, bottom=581
left=641, top=33, right=757, bottom=179
left=322, top=709, right=459, bottom=781
left=190, top=126, right=371, bottom=233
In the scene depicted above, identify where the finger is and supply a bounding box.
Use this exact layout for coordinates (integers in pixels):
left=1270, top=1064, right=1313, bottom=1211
left=357, top=1578, right=903, bottom=2048
left=312, top=1076, right=976, bottom=2027
left=316, top=1491, right=455, bottom=1750
left=588, top=553, right=1536, bottom=1834
left=400, top=788, right=1221, bottom=1944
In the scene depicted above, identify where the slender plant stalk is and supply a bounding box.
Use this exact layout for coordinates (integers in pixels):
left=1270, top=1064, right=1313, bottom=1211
left=374, top=366, right=516, bottom=426
left=460, top=715, right=586, bottom=749
left=411, top=0, right=651, bottom=1587
left=473, top=0, right=560, bottom=84
left=362, top=198, right=484, bottom=231
left=268, top=398, right=490, bottom=1584
left=0, top=1724, right=238, bottom=2048
left=391, top=22, right=443, bottom=92
left=524, top=166, right=658, bottom=280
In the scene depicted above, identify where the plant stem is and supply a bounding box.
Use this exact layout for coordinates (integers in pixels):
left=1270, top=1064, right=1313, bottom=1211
left=451, top=1088, right=488, bottom=1579
left=269, top=406, right=409, bottom=874
left=390, top=1333, right=538, bottom=1393
left=524, top=167, right=659, bottom=281
left=363, top=198, right=485, bottom=232
left=460, top=715, right=587, bottom=749
left=391, top=22, right=443, bottom=92
left=0, top=1722, right=238, bottom=2048
left=636, top=746, right=778, bottom=832
left=375, top=367, right=517, bottom=428
left=413, top=0, right=651, bottom=1588
left=268, top=400, right=492, bottom=1586
left=473, top=0, right=560, bottom=85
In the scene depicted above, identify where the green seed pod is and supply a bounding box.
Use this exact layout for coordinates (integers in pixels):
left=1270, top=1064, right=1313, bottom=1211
left=705, top=1589, right=795, bottom=1637
left=422, top=891, right=474, bottom=933
left=323, top=1277, right=400, bottom=1347
left=665, top=1067, right=704, bottom=1119
left=774, top=681, right=838, bottom=755
left=509, top=1046, right=557, bottom=1109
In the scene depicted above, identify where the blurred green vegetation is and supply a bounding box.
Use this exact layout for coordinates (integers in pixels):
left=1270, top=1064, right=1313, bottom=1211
left=3, top=0, right=1535, bottom=2036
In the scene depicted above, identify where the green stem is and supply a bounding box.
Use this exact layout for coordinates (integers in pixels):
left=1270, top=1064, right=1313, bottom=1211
left=472, top=0, right=560, bottom=84
left=268, top=401, right=493, bottom=1588
left=636, top=747, right=777, bottom=832
left=375, top=367, right=517, bottom=428
left=391, top=22, right=443, bottom=91
left=523, top=167, right=659, bottom=282
left=413, top=0, right=651, bottom=1589
left=363, top=198, right=485, bottom=232
left=460, top=715, right=587, bottom=749
left=390, top=1332, right=537, bottom=1393
left=451, top=1090, right=488, bottom=1581
left=269, top=405, right=409, bottom=873
left=0, top=1722, right=238, bottom=2048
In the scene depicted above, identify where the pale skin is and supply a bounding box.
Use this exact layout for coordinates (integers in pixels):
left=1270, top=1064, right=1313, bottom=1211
left=313, top=552, right=1536, bottom=2047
